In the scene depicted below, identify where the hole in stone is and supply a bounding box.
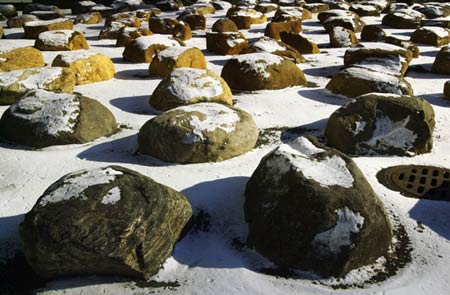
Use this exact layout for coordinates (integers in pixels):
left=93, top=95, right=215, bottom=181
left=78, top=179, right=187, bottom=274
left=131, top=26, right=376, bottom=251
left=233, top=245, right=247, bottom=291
left=409, top=175, right=415, bottom=182
left=422, top=169, right=428, bottom=175
left=433, top=170, right=439, bottom=177
left=417, top=187, right=425, bottom=194
left=431, top=179, right=437, bottom=186
left=398, top=173, right=405, bottom=180
left=420, top=177, right=426, bottom=185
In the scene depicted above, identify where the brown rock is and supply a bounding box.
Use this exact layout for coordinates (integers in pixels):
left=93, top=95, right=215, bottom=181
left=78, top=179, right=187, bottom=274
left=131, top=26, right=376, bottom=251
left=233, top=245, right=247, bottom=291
left=105, top=12, right=141, bottom=27
left=264, top=20, right=302, bottom=41
left=212, top=18, right=238, bottom=33
left=304, top=3, right=330, bottom=14
left=0, top=47, right=45, bottom=72
left=122, top=35, right=184, bottom=63
left=206, top=31, right=248, bottom=55
left=243, top=36, right=305, bottom=63
left=361, top=25, right=385, bottom=42
left=149, top=47, right=207, bottom=77
left=385, top=36, right=420, bottom=58
left=173, top=21, right=192, bottom=41
left=148, top=17, right=178, bottom=34
left=273, top=7, right=312, bottom=22
left=98, top=21, right=127, bottom=40
left=255, top=3, right=278, bottom=14
left=329, top=26, right=359, bottom=48
left=34, top=30, right=89, bottom=51
left=280, top=33, right=320, bottom=54
left=382, top=10, right=423, bottom=29
left=444, top=81, right=450, bottom=100
left=432, top=45, right=450, bottom=75
left=24, top=18, right=74, bottom=39
left=74, top=12, right=103, bottom=25
left=116, top=27, right=153, bottom=47
left=7, top=14, right=39, bottom=28
left=410, top=27, right=450, bottom=47
left=177, top=13, right=206, bottom=30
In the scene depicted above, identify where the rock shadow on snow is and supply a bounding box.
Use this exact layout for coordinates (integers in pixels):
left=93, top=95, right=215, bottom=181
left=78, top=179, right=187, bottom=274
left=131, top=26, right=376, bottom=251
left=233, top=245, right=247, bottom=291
left=110, top=95, right=160, bottom=115
left=418, top=93, right=450, bottom=108
left=115, top=69, right=151, bottom=80
left=302, top=64, right=342, bottom=77
left=409, top=199, right=450, bottom=240
left=298, top=88, right=347, bottom=106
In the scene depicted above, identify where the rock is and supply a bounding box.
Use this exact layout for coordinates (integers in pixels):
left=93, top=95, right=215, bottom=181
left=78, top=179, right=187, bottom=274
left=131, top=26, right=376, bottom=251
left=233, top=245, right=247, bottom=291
left=172, top=21, right=192, bottom=41
left=52, top=52, right=115, bottom=85
left=206, top=31, right=248, bottom=55
left=221, top=53, right=307, bottom=91
left=116, top=27, right=153, bottom=47
left=122, top=35, right=183, bottom=63
left=23, top=3, right=62, bottom=15
left=329, top=26, right=359, bottom=48
left=156, top=0, right=184, bottom=11
left=186, top=3, right=216, bottom=15
left=326, top=67, right=413, bottom=98
left=264, top=20, right=302, bottom=40
left=72, top=0, right=97, bottom=14
left=212, top=18, right=238, bottom=33
left=211, top=0, right=232, bottom=11
left=243, top=36, right=305, bottom=63
left=411, top=27, right=450, bottom=47
left=432, top=45, right=450, bottom=75
left=90, top=5, right=116, bottom=18
left=135, top=8, right=161, bottom=21
left=24, top=18, right=74, bottom=39
left=319, top=9, right=365, bottom=32
left=150, top=68, right=231, bottom=110
left=9, top=15, right=39, bottom=30
left=177, top=12, right=206, bottom=30
left=74, top=12, right=103, bottom=25
left=138, top=103, right=258, bottom=163
left=106, top=12, right=141, bottom=28
left=0, top=89, right=117, bottom=147
left=273, top=7, right=312, bottom=22
left=304, top=3, right=330, bottom=14
left=244, top=136, right=393, bottom=277
left=227, top=8, right=267, bottom=29
left=325, top=93, right=435, bottom=156
left=0, top=26, right=3, bottom=39
left=420, top=19, right=450, bottom=29
left=34, top=30, right=89, bottom=51
left=19, top=165, right=192, bottom=279
left=30, top=10, right=64, bottom=21
left=0, top=4, right=18, bottom=18
left=0, top=47, right=45, bottom=73
left=385, top=36, right=420, bottom=58
left=148, top=17, right=178, bottom=34
left=98, top=21, right=128, bottom=40
left=344, top=43, right=412, bottom=78
left=149, top=47, right=207, bottom=77
left=280, top=32, right=320, bottom=54
left=0, top=67, right=75, bottom=105
left=444, top=81, right=450, bottom=100
left=255, top=3, right=278, bottom=14
left=361, top=25, right=385, bottom=42
left=349, top=4, right=380, bottom=17
left=382, top=9, right=423, bottom=29
left=414, top=3, right=450, bottom=19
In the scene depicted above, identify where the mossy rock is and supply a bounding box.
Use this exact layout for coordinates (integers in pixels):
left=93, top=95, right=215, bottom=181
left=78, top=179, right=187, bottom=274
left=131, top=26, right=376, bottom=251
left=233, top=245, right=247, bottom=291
left=444, top=81, right=450, bottom=100
left=0, top=47, right=45, bottom=72
left=206, top=31, right=248, bottom=55
left=382, top=10, right=423, bottom=29
left=221, top=53, right=307, bottom=91
left=52, top=52, right=115, bottom=85
left=280, top=32, right=320, bottom=54
left=7, top=14, right=39, bottom=28
left=432, top=45, right=450, bottom=75
left=150, top=68, right=231, bottom=110
left=0, top=4, right=18, bottom=19
left=34, top=30, right=89, bottom=51
left=177, top=13, right=206, bottom=30
left=384, top=36, right=420, bottom=58
left=148, top=17, right=178, bottom=34
left=325, top=93, right=435, bottom=156
left=20, top=166, right=192, bottom=280
left=326, top=67, right=413, bottom=98
left=244, top=136, right=393, bottom=278
left=0, top=67, right=75, bottom=105
left=361, top=25, right=385, bottom=42
left=149, top=47, right=206, bottom=77
left=410, top=27, right=450, bottom=47
left=211, top=18, right=238, bottom=33
left=74, top=12, right=103, bottom=25
left=264, top=20, right=302, bottom=41
left=24, top=18, right=74, bottom=39
left=242, top=36, right=305, bottom=63
left=122, top=35, right=184, bottom=63
left=329, top=26, right=359, bottom=48
left=116, top=27, right=153, bottom=47
left=0, top=89, right=117, bottom=147
left=138, top=102, right=258, bottom=163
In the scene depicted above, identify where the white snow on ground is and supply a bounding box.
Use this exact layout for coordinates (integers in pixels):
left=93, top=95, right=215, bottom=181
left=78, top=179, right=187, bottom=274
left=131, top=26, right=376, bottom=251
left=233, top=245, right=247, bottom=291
left=1, top=6, right=450, bottom=295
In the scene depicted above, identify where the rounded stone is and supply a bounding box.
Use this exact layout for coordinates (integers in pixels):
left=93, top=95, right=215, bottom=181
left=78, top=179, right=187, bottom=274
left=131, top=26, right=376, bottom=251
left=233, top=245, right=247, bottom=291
left=149, top=47, right=207, bottom=77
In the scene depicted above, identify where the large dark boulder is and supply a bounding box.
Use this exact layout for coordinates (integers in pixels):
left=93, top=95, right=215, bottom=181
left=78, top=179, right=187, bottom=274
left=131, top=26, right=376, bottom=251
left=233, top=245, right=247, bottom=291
left=432, top=45, right=450, bottom=75
left=382, top=9, right=424, bottom=29
left=245, top=136, right=393, bottom=277
left=20, top=166, right=192, bottom=280
left=325, top=93, right=435, bottom=156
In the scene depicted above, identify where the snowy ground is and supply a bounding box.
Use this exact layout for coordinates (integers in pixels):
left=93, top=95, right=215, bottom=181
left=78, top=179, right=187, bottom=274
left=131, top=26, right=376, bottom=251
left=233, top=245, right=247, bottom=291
left=1, top=5, right=450, bottom=295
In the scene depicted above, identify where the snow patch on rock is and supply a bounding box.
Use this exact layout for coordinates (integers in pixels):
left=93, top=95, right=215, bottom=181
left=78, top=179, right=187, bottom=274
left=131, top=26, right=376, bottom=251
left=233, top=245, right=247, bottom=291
left=101, top=187, right=121, bottom=205
left=235, top=53, right=283, bottom=78
left=167, top=68, right=223, bottom=101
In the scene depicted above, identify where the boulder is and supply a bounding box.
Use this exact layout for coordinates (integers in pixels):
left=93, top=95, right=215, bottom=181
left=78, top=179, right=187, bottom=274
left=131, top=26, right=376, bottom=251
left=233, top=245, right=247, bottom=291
left=0, top=26, right=3, bottom=39
left=138, top=103, right=258, bottom=163
left=74, top=12, right=103, bottom=25
left=122, top=35, right=183, bottom=63
left=24, top=18, right=74, bottom=39
left=186, top=3, right=216, bottom=15
left=385, top=36, right=420, bottom=58
left=280, top=32, right=320, bottom=54
left=243, top=36, right=305, bottom=63
left=52, top=52, right=115, bottom=85
left=156, top=0, right=183, bottom=11
left=105, top=12, right=141, bottom=27
left=319, top=9, right=365, bottom=32
left=0, top=67, right=75, bottom=105
left=0, top=89, right=117, bottom=147
left=264, top=20, right=302, bottom=40
left=255, top=2, right=278, bottom=14
left=7, top=14, right=39, bottom=28
left=361, top=25, right=385, bottom=42
left=325, top=93, right=435, bottom=156
left=135, top=8, right=161, bottom=21
left=23, top=3, right=62, bottom=15
left=177, top=12, right=206, bottom=30
left=221, top=53, right=307, bottom=91
left=212, top=18, right=238, bottom=33
left=329, top=26, right=359, bottom=48
left=149, top=47, right=207, bottom=77
left=116, top=27, right=153, bottom=47
left=98, top=21, right=128, bottom=40
left=432, top=45, right=450, bottom=75
left=172, top=21, right=192, bottom=41
left=34, top=30, right=89, bottom=51
left=72, top=0, right=97, bottom=14
left=150, top=68, right=231, bottom=110
left=30, top=10, right=64, bottom=21
left=227, top=8, right=267, bottom=29
left=273, top=7, right=312, bottom=22
left=206, top=31, right=248, bottom=55
left=0, top=4, right=17, bottom=19
left=444, top=81, right=450, bottom=100
left=304, top=3, right=330, bottom=14
left=148, top=17, right=178, bottom=34
left=344, top=43, right=412, bottom=78
left=349, top=4, right=380, bottom=17
left=19, top=166, right=192, bottom=279
left=410, top=27, right=450, bottom=47
left=414, top=3, right=450, bottom=19
left=90, top=5, right=115, bottom=18
left=244, top=136, right=392, bottom=277
left=382, top=9, right=423, bottom=29
left=0, top=47, right=45, bottom=72
left=211, top=0, right=232, bottom=11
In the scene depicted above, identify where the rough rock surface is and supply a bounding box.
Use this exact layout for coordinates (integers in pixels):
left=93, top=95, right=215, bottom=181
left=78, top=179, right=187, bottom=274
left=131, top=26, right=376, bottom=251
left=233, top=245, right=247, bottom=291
left=74, top=12, right=103, bottom=25
left=122, top=34, right=183, bottom=63
left=24, top=18, right=74, bottom=39
left=149, top=47, right=206, bottom=77
left=150, top=68, right=232, bottom=110
left=244, top=136, right=393, bottom=277
left=19, top=166, right=192, bottom=280
left=432, top=45, right=450, bottom=75
left=34, top=30, right=89, bottom=51
left=0, top=89, right=117, bottom=147
left=0, top=67, right=75, bottom=105
left=211, top=18, right=238, bottom=33
left=279, top=32, right=320, bottom=54
left=52, top=52, right=115, bottom=85
left=243, top=36, right=305, bottom=63
left=410, top=27, right=450, bottom=47
left=264, top=20, right=302, bottom=40
left=0, top=46, right=45, bottom=72
left=138, top=103, right=258, bottom=163
left=384, top=36, right=420, bottom=58
left=444, top=81, right=450, bottom=100
left=361, top=25, right=385, bottom=42
left=329, top=26, right=358, bottom=48
left=7, top=14, right=39, bottom=28
left=325, top=93, right=435, bottom=156
left=116, top=27, right=153, bottom=47
left=221, top=53, right=307, bottom=91
left=206, top=31, right=248, bottom=55
left=0, top=4, right=18, bottom=19
left=382, top=9, right=423, bottom=29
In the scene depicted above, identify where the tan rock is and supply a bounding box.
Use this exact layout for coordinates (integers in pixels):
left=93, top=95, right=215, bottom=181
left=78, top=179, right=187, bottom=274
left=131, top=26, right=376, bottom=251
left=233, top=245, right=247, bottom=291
left=411, top=27, right=450, bottom=47
left=149, top=47, right=206, bottom=77
left=122, top=35, right=184, bottom=63
left=273, top=7, right=312, bottom=22
left=98, top=21, right=127, bottom=40
left=24, top=18, right=74, bottom=39
left=0, top=47, right=45, bottom=72
left=148, top=17, right=178, bottom=34
left=7, top=14, right=39, bottom=28
left=177, top=13, right=206, bottom=30
left=105, top=12, right=141, bottom=27
left=35, top=30, right=89, bottom=51
left=243, top=36, right=305, bottom=63
left=173, top=21, right=192, bottom=41
left=212, top=18, right=238, bottom=33
left=206, top=31, right=248, bottom=55
left=280, top=33, right=320, bottom=54
left=264, top=20, right=302, bottom=40
left=329, top=26, right=359, bottom=48
left=52, top=52, right=115, bottom=85
left=74, top=12, right=102, bottom=25
left=116, top=27, right=153, bottom=47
